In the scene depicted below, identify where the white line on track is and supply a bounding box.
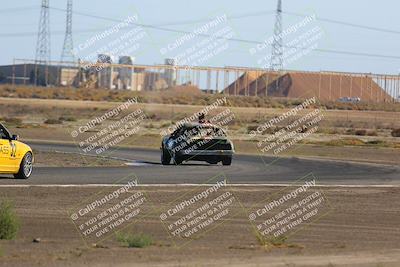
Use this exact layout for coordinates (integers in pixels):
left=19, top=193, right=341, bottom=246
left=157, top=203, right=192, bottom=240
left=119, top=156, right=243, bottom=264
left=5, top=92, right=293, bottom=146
left=0, top=184, right=399, bottom=188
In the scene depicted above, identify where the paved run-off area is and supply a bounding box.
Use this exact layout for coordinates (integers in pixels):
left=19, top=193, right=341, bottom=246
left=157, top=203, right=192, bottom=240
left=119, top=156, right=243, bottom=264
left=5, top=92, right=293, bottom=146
left=0, top=142, right=398, bottom=186
left=0, top=186, right=399, bottom=267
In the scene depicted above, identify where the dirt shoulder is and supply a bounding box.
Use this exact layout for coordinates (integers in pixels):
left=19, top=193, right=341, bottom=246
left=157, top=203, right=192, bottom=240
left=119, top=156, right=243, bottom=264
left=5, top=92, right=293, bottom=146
left=0, top=186, right=399, bottom=267
left=33, top=150, right=126, bottom=167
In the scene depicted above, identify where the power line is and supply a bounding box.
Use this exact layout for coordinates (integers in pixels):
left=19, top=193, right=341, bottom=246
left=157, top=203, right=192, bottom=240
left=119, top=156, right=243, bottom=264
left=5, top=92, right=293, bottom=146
left=0, top=11, right=274, bottom=37
left=2, top=5, right=400, bottom=61
left=47, top=6, right=400, bottom=61
left=0, top=31, right=64, bottom=37
left=0, top=6, right=38, bottom=13
left=289, top=45, right=400, bottom=60
left=283, top=11, right=400, bottom=35
left=48, top=6, right=270, bottom=45
left=154, top=10, right=275, bottom=26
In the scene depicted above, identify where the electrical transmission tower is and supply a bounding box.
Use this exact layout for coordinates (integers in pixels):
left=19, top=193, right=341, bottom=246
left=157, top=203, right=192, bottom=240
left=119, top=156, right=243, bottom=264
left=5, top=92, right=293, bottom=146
left=35, top=0, right=51, bottom=64
left=35, top=0, right=51, bottom=85
left=270, top=0, right=283, bottom=71
left=61, top=0, right=75, bottom=64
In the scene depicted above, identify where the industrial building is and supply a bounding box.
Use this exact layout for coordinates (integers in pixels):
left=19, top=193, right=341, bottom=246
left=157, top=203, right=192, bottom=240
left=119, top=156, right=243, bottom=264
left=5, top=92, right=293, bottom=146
left=87, top=55, right=176, bottom=90
left=0, top=56, right=178, bottom=91
left=0, top=63, right=78, bottom=86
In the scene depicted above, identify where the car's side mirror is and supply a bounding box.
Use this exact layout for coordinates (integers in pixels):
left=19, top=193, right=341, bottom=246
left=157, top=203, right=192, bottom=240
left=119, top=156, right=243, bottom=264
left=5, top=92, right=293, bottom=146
left=11, top=134, right=19, bottom=141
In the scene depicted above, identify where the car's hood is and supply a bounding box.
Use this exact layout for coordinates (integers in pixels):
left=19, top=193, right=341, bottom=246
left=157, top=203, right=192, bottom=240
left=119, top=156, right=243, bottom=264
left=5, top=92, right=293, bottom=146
left=15, top=141, right=33, bottom=157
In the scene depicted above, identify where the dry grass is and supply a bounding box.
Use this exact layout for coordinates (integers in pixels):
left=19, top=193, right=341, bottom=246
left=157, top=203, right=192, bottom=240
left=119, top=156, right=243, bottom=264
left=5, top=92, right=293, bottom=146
left=115, top=232, right=153, bottom=248
left=254, top=230, right=288, bottom=249
left=0, top=201, right=19, bottom=240
left=1, top=85, right=399, bottom=111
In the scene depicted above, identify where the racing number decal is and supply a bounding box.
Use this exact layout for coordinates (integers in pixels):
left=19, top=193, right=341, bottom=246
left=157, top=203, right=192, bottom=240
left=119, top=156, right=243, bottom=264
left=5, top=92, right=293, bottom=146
left=0, top=142, right=17, bottom=157
left=0, top=144, right=10, bottom=155
left=10, top=142, right=16, bottom=158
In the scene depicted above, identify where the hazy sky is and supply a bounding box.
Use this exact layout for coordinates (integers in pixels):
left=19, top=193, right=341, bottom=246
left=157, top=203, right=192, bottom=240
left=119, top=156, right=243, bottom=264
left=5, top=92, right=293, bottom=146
left=1, top=0, right=399, bottom=74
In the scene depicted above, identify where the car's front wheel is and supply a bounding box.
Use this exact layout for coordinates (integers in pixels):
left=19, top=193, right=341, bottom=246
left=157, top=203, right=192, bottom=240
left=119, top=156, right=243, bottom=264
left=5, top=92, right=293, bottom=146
left=14, top=152, right=33, bottom=179
left=161, top=148, right=171, bottom=165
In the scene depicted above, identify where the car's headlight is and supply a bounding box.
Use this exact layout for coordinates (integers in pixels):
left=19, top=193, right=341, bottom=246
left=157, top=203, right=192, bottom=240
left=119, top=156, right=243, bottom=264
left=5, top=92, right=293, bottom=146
left=167, top=140, right=174, bottom=149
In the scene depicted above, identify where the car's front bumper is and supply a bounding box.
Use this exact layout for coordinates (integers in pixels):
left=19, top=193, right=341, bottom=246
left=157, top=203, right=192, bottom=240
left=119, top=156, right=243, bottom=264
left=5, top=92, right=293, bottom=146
left=179, top=150, right=234, bottom=156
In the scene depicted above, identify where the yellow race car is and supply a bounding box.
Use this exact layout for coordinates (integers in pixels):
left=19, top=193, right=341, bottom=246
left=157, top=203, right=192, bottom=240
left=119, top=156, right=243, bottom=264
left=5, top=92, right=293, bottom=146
left=0, top=123, right=33, bottom=179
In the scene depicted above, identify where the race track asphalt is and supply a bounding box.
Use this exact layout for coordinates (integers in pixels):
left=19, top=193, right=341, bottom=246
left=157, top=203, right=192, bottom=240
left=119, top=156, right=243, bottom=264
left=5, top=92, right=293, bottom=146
left=0, top=142, right=399, bottom=185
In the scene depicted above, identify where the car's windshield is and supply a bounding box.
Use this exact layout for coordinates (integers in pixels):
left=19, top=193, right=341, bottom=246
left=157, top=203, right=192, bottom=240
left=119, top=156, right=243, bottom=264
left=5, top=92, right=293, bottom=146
left=184, top=125, right=226, bottom=138
left=0, top=123, right=10, bottom=139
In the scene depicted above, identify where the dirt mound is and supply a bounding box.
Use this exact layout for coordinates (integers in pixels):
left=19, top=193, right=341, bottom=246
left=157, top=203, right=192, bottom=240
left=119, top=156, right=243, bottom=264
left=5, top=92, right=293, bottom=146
left=225, top=71, right=392, bottom=102
left=224, top=71, right=265, bottom=95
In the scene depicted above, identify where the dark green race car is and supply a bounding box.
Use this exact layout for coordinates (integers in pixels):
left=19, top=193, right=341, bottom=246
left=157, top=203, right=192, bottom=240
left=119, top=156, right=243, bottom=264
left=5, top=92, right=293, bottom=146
left=161, top=123, right=234, bottom=166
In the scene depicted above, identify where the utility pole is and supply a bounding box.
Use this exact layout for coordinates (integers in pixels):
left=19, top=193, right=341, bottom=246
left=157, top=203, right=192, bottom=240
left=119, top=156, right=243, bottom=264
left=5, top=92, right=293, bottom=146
left=61, top=0, right=75, bottom=64
left=35, top=0, right=51, bottom=85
